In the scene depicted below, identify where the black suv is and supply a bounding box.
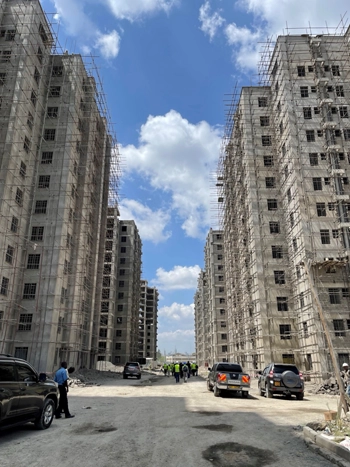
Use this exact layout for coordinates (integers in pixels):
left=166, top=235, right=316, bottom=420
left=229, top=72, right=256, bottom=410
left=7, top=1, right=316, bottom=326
left=258, top=363, right=304, bottom=400
left=123, top=362, right=141, bottom=379
left=0, top=354, right=59, bottom=430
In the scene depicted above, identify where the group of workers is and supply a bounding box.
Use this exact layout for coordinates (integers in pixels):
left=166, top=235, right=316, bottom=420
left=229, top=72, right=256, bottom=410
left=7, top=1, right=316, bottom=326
left=162, top=362, right=198, bottom=383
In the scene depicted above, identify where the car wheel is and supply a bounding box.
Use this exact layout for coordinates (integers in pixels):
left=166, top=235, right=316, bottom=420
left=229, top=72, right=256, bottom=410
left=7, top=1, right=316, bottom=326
left=213, top=384, right=221, bottom=397
left=242, top=391, right=249, bottom=398
left=207, top=380, right=212, bottom=392
left=266, top=384, right=273, bottom=398
left=259, top=385, right=264, bottom=397
left=296, top=393, right=304, bottom=401
left=123, top=374, right=127, bottom=379
left=137, top=375, right=141, bottom=380
left=34, top=399, right=55, bottom=430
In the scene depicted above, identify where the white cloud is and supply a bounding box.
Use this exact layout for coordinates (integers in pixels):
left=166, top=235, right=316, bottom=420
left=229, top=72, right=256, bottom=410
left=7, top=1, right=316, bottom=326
left=199, top=1, right=225, bottom=41
left=157, top=329, right=195, bottom=354
left=51, top=0, right=121, bottom=59
left=224, top=23, right=261, bottom=70
left=159, top=303, right=194, bottom=321
left=151, top=265, right=201, bottom=291
left=104, top=0, right=178, bottom=21
left=119, top=199, right=171, bottom=244
left=95, top=30, right=121, bottom=59
left=121, top=110, right=222, bottom=238
left=200, top=0, right=349, bottom=71
left=158, top=329, right=195, bottom=339
left=242, top=0, right=348, bottom=32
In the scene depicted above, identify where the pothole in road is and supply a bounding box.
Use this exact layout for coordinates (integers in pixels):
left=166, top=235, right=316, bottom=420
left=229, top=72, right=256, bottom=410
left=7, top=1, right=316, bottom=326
left=73, top=423, right=118, bottom=435
left=194, top=424, right=233, bottom=433
left=202, top=442, right=274, bottom=467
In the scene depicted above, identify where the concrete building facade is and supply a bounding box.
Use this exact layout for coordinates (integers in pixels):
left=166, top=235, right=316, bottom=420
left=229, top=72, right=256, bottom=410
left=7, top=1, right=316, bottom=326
left=216, top=29, right=350, bottom=380
left=194, top=270, right=207, bottom=367
left=139, top=280, right=158, bottom=361
left=0, top=0, right=118, bottom=372
left=112, top=220, right=142, bottom=365
left=194, top=229, right=227, bottom=367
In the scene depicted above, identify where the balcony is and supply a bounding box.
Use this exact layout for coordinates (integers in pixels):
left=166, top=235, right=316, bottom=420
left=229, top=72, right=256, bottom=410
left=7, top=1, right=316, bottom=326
left=330, top=169, right=345, bottom=176
left=320, top=98, right=333, bottom=106
left=322, top=121, right=337, bottom=129
left=316, top=77, right=328, bottom=86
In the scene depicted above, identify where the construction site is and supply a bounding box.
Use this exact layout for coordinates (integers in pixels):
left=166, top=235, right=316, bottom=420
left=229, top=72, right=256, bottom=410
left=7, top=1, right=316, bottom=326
left=0, top=0, right=161, bottom=372
left=195, top=22, right=350, bottom=382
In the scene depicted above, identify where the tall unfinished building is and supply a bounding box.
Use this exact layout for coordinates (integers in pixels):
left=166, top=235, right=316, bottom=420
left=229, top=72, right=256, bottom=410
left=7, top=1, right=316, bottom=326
left=0, top=0, right=119, bottom=372
left=217, top=26, right=350, bottom=380
left=194, top=270, right=208, bottom=367
left=194, top=229, right=227, bottom=366
left=97, top=214, right=143, bottom=365
left=113, top=220, right=142, bottom=364
left=139, top=280, right=158, bottom=361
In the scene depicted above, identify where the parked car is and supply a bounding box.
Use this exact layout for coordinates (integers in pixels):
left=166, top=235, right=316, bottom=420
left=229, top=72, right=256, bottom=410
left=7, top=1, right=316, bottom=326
left=123, top=362, right=141, bottom=379
left=207, top=362, right=250, bottom=398
left=0, top=354, right=59, bottom=430
left=258, top=363, right=304, bottom=400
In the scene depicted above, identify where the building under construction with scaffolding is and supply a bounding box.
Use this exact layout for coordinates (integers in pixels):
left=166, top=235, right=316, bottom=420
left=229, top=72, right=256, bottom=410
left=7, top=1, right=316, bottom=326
left=139, top=280, right=158, bottom=361
left=205, top=25, right=350, bottom=381
left=194, top=229, right=227, bottom=367
left=0, top=0, right=120, bottom=372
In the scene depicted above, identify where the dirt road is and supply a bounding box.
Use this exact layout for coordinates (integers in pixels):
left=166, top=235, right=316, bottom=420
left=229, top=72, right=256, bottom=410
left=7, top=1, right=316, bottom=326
left=0, top=373, right=341, bottom=467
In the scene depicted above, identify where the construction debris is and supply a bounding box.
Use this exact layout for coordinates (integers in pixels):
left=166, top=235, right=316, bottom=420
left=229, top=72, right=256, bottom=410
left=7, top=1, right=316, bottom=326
left=312, top=378, right=342, bottom=395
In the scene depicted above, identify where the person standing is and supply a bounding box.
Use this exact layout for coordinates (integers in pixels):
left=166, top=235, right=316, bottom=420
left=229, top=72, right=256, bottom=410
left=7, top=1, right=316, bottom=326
left=182, top=363, right=189, bottom=383
left=163, top=363, right=168, bottom=376
left=341, top=363, right=350, bottom=396
left=174, top=362, right=180, bottom=383
left=54, top=362, right=75, bottom=419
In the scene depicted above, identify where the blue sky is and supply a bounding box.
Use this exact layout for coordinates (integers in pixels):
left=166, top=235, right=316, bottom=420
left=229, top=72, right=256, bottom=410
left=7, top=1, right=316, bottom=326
left=41, top=0, right=349, bottom=354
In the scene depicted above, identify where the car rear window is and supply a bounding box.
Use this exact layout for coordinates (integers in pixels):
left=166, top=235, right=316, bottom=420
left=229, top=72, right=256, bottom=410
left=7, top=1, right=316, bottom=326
left=216, top=364, right=242, bottom=373
left=126, top=362, right=139, bottom=367
left=273, top=365, right=299, bottom=375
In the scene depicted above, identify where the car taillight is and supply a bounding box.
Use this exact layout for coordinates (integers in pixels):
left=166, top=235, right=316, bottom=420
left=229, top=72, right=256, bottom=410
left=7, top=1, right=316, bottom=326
left=217, top=373, right=226, bottom=382
left=268, top=370, right=274, bottom=378
left=299, top=372, right=303, bottom=380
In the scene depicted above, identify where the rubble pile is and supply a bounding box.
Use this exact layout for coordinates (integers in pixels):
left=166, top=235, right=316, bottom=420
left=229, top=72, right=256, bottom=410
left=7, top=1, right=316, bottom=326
left=67, top=368, right=123, bottom=387
left=313, top=377, right=341, bottom=395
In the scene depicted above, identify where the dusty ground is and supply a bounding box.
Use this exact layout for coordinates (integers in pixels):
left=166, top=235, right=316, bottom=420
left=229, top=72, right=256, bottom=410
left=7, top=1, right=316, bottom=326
left=0, top=373, right=346, bottom=467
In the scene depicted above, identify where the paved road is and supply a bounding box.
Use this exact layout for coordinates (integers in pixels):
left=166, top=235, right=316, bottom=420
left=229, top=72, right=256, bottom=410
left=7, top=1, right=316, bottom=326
left=0, top=373, right=339, bottom=467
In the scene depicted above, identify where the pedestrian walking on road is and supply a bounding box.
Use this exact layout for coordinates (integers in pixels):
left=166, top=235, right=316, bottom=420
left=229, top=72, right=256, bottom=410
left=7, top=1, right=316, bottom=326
left=182, top=363, right=189, bottom=383
left=54, top=362, right=75, bottom=419
left=179, top=362, right=183, bottom=379
left=186, top=361, right=191, bottom=379
left=174, top=362, right=180, bottom=383
left=163, top=363, right=168, bottom=376
left=191, top=362, right=196, bottom=376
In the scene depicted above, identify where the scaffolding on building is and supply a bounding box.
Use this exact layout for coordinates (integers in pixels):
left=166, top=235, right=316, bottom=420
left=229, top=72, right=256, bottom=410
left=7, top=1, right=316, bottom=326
left=0, top=0, right=121, bottom=371
left=212, top=20, right=350, bottom=381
